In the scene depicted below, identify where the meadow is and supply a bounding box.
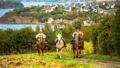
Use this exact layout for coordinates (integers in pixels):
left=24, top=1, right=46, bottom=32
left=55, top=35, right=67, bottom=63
left=0, top=42, right=120, bottom=68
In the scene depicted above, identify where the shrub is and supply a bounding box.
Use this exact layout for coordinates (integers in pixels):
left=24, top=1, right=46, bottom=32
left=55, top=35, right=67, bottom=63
left=0, top=27, right=36, bottom=54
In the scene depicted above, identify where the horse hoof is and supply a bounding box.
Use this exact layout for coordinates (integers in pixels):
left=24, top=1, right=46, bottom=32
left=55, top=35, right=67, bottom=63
left=75, top=56, right=78, bottom=58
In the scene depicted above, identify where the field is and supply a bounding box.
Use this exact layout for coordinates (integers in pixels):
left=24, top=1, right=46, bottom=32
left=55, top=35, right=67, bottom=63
left=0, top=52, right=120, bottom=68
left=0, top=42, right=120, bottom=68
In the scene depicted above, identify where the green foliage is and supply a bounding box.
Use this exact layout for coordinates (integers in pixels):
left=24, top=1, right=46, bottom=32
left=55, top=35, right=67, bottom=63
left=82, top=26, right=92, bottom=42
left=0, top=0, right=24, bottom=9
left=97, top=15, right=114, bottom=55
left=0, top=27, right=36, bottom=54
left=90, top=6, right=120, bottom=56
left=72, top=7, right=76, bottom=11
left=2, top=5, right=104, bottom=23
left=73, top=19, right=82, bottom=28
left=63, top=24, right=74, bottom=42
left=111, top=3, right=120, bottom=55
left=0, top=52, right=106, bottom=68
left=35, top=24, right=40, bottom=33
left=43, top=24, right=56, bottom=51
left=13, top=6, right=47, bottom=22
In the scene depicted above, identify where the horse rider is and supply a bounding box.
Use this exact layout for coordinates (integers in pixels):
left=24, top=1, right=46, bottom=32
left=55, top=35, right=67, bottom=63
left=35, top=31, right=48, bottom=49
left=35, top=31, right=46, bottom=42
left=71, top=27, right=84, bottom=49
left=55, top=28, right=66, bottom=47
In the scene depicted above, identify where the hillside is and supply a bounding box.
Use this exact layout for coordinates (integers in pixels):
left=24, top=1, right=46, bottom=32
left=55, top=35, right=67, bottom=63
left=0, top=0, right=24, bottom=9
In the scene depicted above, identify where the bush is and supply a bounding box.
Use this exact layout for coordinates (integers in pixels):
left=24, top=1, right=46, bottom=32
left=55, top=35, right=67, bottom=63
left=82, top=26, right=92, bottom=42
left=0, top=27, right=36, bottom=54
left=42, top=24, right=57, bottom=51
left=63, top=23, right=74, bottom=42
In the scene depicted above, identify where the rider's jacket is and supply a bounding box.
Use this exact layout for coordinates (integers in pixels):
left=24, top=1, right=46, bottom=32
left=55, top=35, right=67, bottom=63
left=35, top=33, right=46, bottom=39
left=72, top=31, right=83, bottom=39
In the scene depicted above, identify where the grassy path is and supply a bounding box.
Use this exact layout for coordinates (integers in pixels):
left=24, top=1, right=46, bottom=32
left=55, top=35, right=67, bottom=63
left=0, top=52, right=120, bottom=68
left=75, top=58, right=120, bottom=68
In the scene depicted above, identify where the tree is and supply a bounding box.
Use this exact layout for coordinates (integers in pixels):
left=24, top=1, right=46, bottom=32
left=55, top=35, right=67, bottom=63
left=63, top=23, right=74, bottom=42
left=111, top=2, right=120, bottom=55
left=73, top=18, right=83, bottom=28
left=35, top=20, right=40, bottom=33
left=43, top=24, right=56, bottom=51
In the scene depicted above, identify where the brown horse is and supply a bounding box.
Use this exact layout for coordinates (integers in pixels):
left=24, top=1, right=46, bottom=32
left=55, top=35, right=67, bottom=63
left=73, top=32, right=83, bottom=58
left=36, top=35, right=46, bottom=56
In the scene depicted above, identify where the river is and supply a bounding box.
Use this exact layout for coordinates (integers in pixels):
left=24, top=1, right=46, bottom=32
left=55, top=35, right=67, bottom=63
left=0, top=23, right=44, bottom=31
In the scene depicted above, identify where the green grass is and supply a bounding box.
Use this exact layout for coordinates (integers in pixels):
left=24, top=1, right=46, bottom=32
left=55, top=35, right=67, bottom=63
left=0, top=51, right=120, bottom=68
left=0, top=52, right=103, bottom=68
left=80, top=54, right=120, bottom=62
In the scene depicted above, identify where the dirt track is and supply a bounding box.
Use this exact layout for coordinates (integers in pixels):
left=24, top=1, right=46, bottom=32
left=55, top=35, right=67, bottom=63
left=77, top=58, right=120, bottom=68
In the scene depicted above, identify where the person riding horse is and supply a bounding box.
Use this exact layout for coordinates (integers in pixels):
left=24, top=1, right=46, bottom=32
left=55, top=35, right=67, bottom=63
left=35, top=32, right=47, bottom=55
left=36, top=32, right=46, bottom=43
left=71, top=27, right=84, bottom=49
left=55, top=29, right=66, bottom=58
left=55, top=29, right=66, bottom=47
left=71, top=27, right=84, bottom=58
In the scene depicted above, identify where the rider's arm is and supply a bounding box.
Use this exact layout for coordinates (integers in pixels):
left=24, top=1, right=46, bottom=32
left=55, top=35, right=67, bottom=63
left=43, top=34, right=46, bottom=39
left=35, top=34, right=40, bottom=39
left=72, top=32, right=76, bottom=38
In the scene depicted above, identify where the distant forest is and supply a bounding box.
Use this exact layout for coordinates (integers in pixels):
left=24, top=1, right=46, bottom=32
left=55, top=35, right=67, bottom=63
left=0, top=0, right=24, bottom=9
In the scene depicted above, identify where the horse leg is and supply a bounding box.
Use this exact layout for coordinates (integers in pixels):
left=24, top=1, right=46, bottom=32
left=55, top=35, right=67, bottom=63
left=40, top=49, right=43, bottom=56
left=79, top=49, right=81, bottom=54
left=38, top=49, right=40, bottom=56
left=60, top=49, right=62, bottom=58
left=42, top=49, right=44, bottom=56
left=77, top=48, right=81, bottom=58
left=76, top=48, right=79, bottom=58
left=73, top=48, right=76, bottom=58
left=78, top=49, right=81, bottom=58
left=56, top=48, right=59, bottom=58
left=74, top=49, right=77, bottom=58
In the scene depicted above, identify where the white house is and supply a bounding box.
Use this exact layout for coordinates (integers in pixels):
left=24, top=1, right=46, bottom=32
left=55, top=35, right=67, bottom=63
left=64, top=4, right=72, bottom=11
left=82, top=20, right=93, bottom=26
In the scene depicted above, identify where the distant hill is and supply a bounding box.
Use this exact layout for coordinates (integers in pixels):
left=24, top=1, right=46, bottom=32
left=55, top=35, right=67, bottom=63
left=0, top=0, right=24, bottom=9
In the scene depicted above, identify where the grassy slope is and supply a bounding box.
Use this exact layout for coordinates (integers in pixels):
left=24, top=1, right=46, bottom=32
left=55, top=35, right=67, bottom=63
left=0, top=52, right=120, bottom=68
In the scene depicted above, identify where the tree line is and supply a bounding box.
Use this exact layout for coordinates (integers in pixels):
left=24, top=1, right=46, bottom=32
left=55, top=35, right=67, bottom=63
left=0, top=0, right=24, bottom=9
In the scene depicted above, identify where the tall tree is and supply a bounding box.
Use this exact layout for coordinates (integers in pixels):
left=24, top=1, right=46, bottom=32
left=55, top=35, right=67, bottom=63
left=112, top=1, right=120, bottom=55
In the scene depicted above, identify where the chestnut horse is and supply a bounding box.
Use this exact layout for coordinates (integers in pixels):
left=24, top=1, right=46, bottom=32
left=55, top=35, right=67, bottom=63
left=73, top=32, right=82, bottom=58
left=36, top=35, right=46, bottom=56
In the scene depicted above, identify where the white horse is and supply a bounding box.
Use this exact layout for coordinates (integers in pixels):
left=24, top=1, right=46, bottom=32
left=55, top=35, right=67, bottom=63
left=55, top=36, right=65, bottom=58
